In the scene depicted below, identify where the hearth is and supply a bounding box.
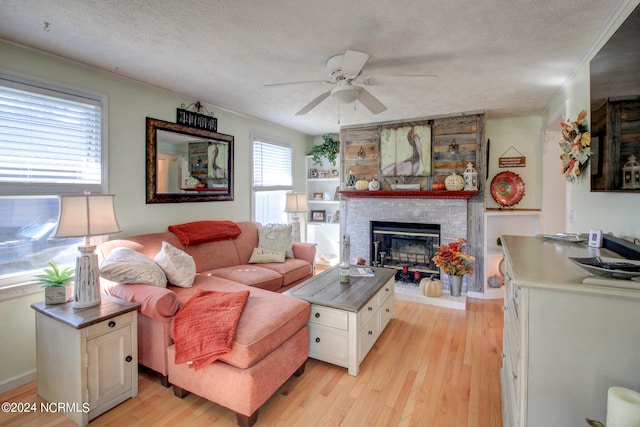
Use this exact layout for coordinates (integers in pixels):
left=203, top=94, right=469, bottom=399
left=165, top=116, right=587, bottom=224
left=370, top=221, right=440, bottom=281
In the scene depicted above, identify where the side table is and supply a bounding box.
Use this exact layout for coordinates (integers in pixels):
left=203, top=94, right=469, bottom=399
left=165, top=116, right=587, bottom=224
left=31, top=295, right=139, bottom=426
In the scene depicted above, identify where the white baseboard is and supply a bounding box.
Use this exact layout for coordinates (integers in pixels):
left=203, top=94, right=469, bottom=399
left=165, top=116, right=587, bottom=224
left=0, top=369, right=36, bottom=394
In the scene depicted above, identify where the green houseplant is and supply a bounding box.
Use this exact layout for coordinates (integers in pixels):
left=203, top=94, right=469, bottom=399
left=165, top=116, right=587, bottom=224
left=310, top=134, right=339, bottom=166
left=38, top=261, right=74, bottom=304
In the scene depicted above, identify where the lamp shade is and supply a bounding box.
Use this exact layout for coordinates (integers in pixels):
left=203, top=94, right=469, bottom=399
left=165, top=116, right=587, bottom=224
left=284, top=193, right=309, bottom=213
left=55, top=194, right=121, bottom=239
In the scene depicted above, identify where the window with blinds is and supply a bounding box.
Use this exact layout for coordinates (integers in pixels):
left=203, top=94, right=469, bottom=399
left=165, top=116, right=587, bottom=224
left=0, top=75, right=105, bottom=195
left=0, top=73, right=106, bottom=290
left=252, top=136, right=292, bottom=224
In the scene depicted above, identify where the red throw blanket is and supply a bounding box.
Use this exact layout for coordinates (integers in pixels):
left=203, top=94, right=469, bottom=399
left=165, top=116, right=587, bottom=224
left=168, top=220, right=242, bottom=246
left=173, top=289, right=250, bottom=370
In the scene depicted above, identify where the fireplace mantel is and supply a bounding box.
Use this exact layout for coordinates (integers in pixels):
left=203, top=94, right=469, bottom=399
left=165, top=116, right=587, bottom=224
left=338, top=190, right=478, bottom=200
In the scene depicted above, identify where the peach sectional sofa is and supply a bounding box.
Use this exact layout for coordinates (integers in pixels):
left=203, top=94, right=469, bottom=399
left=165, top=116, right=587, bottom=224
left=97, top=221, right=315, bottom=427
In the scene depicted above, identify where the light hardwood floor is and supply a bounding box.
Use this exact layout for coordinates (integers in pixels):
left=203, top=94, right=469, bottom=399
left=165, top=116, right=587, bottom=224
left=0, top=298, right=503, bottom=427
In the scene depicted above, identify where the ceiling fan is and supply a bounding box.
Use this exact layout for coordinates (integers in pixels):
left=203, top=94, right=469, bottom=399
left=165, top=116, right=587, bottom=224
left=265, top=50, right=438, bottom=116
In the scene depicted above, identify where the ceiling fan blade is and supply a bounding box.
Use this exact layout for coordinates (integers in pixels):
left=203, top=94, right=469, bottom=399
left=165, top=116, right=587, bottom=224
left=264, top=80, right=330, bottom=88
left=341, top=50, right=370, bottom=77
left=362, top=75, right=438, bottom=88
left=357, top=87, right=387, bottom=115
left=295, top=91, right=331, bottom=115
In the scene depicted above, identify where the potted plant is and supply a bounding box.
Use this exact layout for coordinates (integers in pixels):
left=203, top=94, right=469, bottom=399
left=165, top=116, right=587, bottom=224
left=38, top=261, right=74, bottom=304
left=309, top=134, right=339, bottom=166
left=432, top=238, right=475, bottom=297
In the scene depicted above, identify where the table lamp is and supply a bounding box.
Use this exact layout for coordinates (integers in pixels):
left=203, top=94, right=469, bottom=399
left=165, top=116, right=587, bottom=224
left=54, top=192, right=121, bottom=308
left=284, top=193, right=309, bottom=243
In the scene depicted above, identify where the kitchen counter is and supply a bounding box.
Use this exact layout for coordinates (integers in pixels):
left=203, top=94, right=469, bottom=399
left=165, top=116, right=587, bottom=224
left=501, top=234, right=640, bottom=294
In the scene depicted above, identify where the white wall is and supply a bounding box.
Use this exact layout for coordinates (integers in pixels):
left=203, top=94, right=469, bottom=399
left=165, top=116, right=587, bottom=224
left=0, top=41, right=314, bottom=390
left=485, top=116, right=543, bottom=210
left=541, top=0, right=640, bottom=239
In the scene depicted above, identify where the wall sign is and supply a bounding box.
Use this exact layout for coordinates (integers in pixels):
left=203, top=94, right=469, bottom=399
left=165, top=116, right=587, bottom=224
left=498, top=146, right=526, bottom=168
left=176, top=101, right=217, bottom=131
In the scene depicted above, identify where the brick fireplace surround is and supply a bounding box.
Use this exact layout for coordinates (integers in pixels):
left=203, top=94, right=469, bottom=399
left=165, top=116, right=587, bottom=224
left=341, top=195, right=473, bottom=294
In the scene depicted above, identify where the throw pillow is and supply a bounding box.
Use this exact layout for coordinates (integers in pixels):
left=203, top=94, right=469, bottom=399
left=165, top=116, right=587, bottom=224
left=100, top=247, right=167, bottom=288
left=248, top=247, right=286, bottom=263
left=154, top=241, right=196, bottom=288
left=258, top=223, right=293, bottom=258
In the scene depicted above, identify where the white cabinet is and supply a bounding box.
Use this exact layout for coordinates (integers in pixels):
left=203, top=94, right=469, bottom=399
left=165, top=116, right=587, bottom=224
left=306, top=155, right=340, bottom=266
left=32, top=296, right=139, bottom=426
left=501, top=235, right=640, bottom=427
left=483, top=209, right=542, bottom=299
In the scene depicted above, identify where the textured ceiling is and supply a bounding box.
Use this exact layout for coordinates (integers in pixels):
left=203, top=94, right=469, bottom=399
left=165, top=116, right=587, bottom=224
left=0, top=0, right=626, bottom=135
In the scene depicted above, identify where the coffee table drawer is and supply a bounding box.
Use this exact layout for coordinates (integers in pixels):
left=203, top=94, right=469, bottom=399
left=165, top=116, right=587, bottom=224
left=358, top=313, right=380, bottom=362
left=308, top=322, right=348, bottom=366
left=357, top=298, right=378, bottom=326
left=309, top=305, right=348, bottom=330
left=376, top=278, right=395, bottom=304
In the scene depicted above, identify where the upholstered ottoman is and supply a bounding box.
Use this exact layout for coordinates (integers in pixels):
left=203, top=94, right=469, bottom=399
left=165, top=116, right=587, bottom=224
left=168, top=282, right=310, bottom=427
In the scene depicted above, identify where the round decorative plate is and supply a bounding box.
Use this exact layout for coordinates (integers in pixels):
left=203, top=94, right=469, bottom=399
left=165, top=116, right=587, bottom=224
left=490, top=171, right=525, bottom=207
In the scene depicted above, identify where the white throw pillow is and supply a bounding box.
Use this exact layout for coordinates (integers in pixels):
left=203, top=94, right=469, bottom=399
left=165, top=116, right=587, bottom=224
left=258, top=224, right=293, bottom=258
left=100, top=247, right=167, bottom=288
left=154, top=241, right=196, bottom=288
left=248, top=247, right=286, bottom=263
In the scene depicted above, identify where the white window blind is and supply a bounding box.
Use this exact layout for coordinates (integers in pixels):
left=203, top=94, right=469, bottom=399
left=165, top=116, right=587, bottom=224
left=253, top=138, right=292, bottom=190
left=0, top=78, right=104, bottom=195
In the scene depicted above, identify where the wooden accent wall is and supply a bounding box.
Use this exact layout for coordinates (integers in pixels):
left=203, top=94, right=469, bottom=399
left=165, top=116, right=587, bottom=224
left=339, top=113, right=487, bottom=293
left=432, top=115, right=485, bottom=189
left=341, top=127, right=379, bottom=181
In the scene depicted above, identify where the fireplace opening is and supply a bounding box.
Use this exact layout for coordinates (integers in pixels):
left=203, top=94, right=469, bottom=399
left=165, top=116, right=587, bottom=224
left=370, top=221, right=440, bottom=282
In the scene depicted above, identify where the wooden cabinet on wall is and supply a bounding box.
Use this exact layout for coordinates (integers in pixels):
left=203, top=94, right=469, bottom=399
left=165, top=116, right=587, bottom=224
left=591, top=98, right=640, bottom=191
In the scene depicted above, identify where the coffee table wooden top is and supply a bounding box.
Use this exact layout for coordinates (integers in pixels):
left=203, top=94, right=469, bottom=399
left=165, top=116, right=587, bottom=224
left=285, top=266, right=396, bottom=312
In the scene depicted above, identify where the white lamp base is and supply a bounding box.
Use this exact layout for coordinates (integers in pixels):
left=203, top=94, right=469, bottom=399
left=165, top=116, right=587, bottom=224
left=291, top=214, right=302, bottom=243
left=73, top=245, right=101, bottom=308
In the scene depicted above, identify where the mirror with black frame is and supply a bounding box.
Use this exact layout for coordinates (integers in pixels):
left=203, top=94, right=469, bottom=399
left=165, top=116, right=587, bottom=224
left=146, top=117, right=234, bottom=203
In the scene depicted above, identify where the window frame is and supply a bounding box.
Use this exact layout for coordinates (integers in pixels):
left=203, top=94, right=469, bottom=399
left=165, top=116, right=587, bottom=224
left=251, top=134, right=293, bottom=223
left=0, top=70, right=109, bottom=296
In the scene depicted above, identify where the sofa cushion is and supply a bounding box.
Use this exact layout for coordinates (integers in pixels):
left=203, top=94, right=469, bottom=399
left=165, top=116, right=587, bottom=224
left=169, top=220, right=242, bottom=246
left=185, top=239, right=241, bottom=273
left=207, top=265, right=283, bottom=292
left=248, top=247, right=285, bottom=263
left=97, top=233, right=186, bottom=263
left=258, top=224, right=293, bottom=258
left=260, top=258, right=313, bottom=287
left=154, top=241, right=196, bottom=288
left=171, top=278, right=310, bottom=369
left=100, top=247, right=167, bottom=288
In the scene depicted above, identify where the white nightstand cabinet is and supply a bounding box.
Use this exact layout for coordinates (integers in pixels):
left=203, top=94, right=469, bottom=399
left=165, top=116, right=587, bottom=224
left=32, top=295, right=139, bottom=426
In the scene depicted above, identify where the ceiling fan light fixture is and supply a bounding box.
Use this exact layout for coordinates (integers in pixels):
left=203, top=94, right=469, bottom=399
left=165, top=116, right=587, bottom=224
left=331, top=83, right=361, bottom=104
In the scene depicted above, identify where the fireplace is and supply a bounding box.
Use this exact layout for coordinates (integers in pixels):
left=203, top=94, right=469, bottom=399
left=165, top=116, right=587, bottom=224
left=370, top=221, right=440, bottom=281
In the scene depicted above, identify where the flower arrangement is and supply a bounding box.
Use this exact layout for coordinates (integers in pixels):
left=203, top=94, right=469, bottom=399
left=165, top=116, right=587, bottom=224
left=559, top=109, right=591, bottom=182
left=432, top=238, right=475, bottom=276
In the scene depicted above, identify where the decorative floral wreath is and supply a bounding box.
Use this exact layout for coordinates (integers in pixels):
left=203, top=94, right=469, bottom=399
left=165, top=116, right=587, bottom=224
left=559, top=109, right=591, bottom=182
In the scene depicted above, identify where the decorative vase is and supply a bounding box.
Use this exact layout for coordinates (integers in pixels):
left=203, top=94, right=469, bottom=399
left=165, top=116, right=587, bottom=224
left=448, top=275, right=463, bottom=297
